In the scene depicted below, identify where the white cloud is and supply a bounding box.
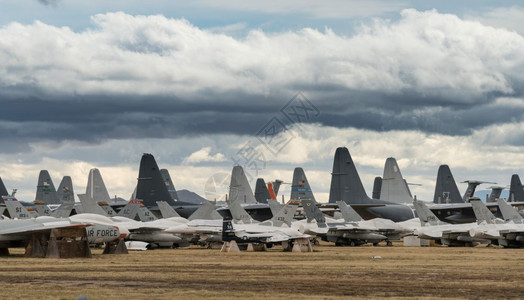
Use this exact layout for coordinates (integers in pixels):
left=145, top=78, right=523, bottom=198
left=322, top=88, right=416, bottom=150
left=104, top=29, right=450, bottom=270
left=0, top=9, right=523, bottom=102
left=466, top=6, right=524, bottom=35
left=182, top=146, right=227, bottom=164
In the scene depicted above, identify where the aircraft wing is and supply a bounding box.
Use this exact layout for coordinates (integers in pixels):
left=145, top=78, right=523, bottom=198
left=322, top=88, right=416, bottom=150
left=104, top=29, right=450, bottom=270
left=0, top=220, right=89, bottom=236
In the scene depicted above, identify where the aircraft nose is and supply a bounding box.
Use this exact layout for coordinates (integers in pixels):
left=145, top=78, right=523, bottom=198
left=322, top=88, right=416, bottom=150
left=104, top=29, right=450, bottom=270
left=117, top=226, right=129, bottom=239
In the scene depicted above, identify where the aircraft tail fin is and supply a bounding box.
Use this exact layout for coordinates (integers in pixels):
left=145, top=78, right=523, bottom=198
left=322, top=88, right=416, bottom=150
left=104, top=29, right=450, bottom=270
left=57, top=176, right=75, bottom=204
left=4, top=196, right=32, bottom=219
left=433, top=165, right=463, bottom=204
left=51, top=202, right=74, bottom=218
left=160, top=169, right=180, bottom=201
left=336, top=201, right=363, bottom=222
left=77, top=193, right=109, bottom=217
left=157, top=201, right=181, bottom=218
left=227, top=199, right=256, bottom=224
left=487, top=186, right=504, bottom=203
left=0, top=177, right=8, bottom=198
left=137, top=205, right=157, bottom=221
left=86, top=168, right=111, bottom=202
left=413, top=199, right=442, bottom=226
left=271, top=180, right=283, bottom=196
left=136, top=154, right=177, bottom=207
left=328, top=147, right=370, bottom=204
left=116, top=200, right=140, bottom=219
left=497, top=198, right=523, bottom=223
left=267, top=199, right=284, bottom=217
left=372, top=177, right=382, bottom=199
left=508, top=174, right=524, bottom=202
left=254, top=178, right=270, bottom=204
left=99, top=203, right=117, bottom=217
left=301, top=199, right=326, bottom=225
left=228, top=166, right=257, bottom=204
left=470, top=198, right=498, bottom=224
left=188, top=202, right=222, bottom=220
left=266, top=204, right=297, bottom=227
left=35, top=170, right=60, bottom=205
left=290, top=167, right=316, bottom=204
left=34, top=204, right=51, bottom=216
left=380, top=157, right=412, bottom=204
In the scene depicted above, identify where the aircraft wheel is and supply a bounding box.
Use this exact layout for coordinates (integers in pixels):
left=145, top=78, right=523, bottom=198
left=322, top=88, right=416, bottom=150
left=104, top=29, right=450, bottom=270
left=349, top=241, right=356, bottom=247
left=373, top=242, right=379, bottom=246
left=386, top=241, right=393, bottom=247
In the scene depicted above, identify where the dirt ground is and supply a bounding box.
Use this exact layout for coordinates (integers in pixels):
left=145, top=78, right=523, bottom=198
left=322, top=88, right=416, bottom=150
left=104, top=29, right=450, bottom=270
left=0, top=243, right=522, bottom=299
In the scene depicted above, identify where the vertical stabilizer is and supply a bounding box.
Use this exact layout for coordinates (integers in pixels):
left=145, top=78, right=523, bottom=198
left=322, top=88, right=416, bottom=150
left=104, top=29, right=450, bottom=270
left=290, top=167, right=316, bottom=204
left=51, top=202, right=74, bottom=218
left=228, top=166, right=257, bottom=204
left=301, top=199, right=326, bottom=225
left=380, top=158, right=412, bottom=204
left=0, top=177, right=8, bottom=198
left=267, top=199, right=284, bottom=217
left=254, top=178, right=270, bottom=204
left=137, top=205, right=158, bottom=221
left=188, top=202, right=222, bottom=220
left=271, top=180, right=283, bottom=196
left=57, top=176, right=75, bottom=204
left=227, top=199, right=256, bottom=224
left=4, top=197, right=32, bottom=219
left=508, top=174, right=524, bottom=202
left=35, top=170, right=60, bottom=205
left=372, top=177, right=382, bottom=199
left=77, top=194, right=109, bottom=216
left=160, top=169, right=180, bottom=201
left=264, top=204, right=297, bottom=227
left=432, top=165, right=462, bottom=204
left=136, top=154, right=177, bottom=207
left=116, top=200, right=140, bottom=219
left=470, top=198, right=499, bottom=224
left=413, top=199, right=443, bottom=226
left=497, top=198, right=523, bottom=223
left=487, top=186, right=504, bottom=203
left=86, top=169, right=110, bottom=202
left=157, top=201, right=181, bottom=218
left=328, top=147, right=369, bottom=204
left=336, top=201, right=363, bottom=222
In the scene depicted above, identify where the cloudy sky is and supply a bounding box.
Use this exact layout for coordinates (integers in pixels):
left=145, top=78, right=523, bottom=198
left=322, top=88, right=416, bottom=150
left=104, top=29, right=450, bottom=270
left=0, top=0, right=522, bottom=202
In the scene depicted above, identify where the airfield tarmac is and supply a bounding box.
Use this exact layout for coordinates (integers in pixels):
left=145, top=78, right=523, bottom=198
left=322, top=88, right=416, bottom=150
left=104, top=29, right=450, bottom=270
left=0, top=243, right=522, bottom=299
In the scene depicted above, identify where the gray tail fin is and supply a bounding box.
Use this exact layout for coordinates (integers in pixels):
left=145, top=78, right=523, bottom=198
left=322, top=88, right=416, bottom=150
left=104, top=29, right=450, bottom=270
left=488, top=186, right=504, bottom=202
left=57, top=176, right=75, bottom=204
left=0, top=177, right=8, bottom=198
left=497, top=198, right=523, bottom=223
left=227, top=199, right=256, bottom=224
left=160, top=169, right=180, bottom=201
left=254, top=178, right=270, bottom=204
left=379, top=157, right=412, bottom=204
left=228, top=166, right=257, bottom=204
left=157, top=201, right=181, bottom=218
left=188, top=202, right=222, bottom=220
left=86, top=168, right=110, bottom=202
left=116, top=200, right=140, bottom=219
left=271, top=180, right=283, bottom=196
left=508, top=174, right=524, bottom=202
left=34, top=204, right=51, bottom=216
left=290, top=167, right=317, bottom=204
left=35, top=170, right=60, bottom=205
left=51, top=202, right=74, bottom=218
left=267, top=199, right=284, bottom=217
left=372, top=177, right=382, bottom=199
left=413, top=199, right=442, bottom=226
left=100, top=203, right=117, bottom=216
left=137, top=205, right=158, bottom=221
left=462, top=181, right=480, bottom=202
left=136, top=154, right=177, bottom=207
left=301, top=199, right=326, bottom=225
left=432, top=165, right=463, bottom=204
left=470, top=198, right=498, bottom=224
left=336, top=201, right=363, bottom=222
left=328, top=147, right=370, bottom=204
left=4, top=196, right=32, bottom=219
left=264, top=204, right=297, bottom=227
left=77, top=193, right=109, bottom=216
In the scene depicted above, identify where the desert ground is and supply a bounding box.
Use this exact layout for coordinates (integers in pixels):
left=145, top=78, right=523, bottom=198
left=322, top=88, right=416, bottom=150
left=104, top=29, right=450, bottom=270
left=0, top=243, right=522, bottom=299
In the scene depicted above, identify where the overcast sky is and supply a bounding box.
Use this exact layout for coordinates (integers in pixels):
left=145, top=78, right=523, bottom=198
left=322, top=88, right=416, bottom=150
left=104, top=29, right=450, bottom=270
left=0, top=1, right=522, bottom=202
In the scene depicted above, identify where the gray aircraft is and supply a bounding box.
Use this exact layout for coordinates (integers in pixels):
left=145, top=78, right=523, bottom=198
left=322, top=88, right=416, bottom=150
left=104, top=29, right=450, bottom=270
left=508, top=174, right=524, bottom=202
left=328, top=147, right=414, bottom=222
left=378, top=157, right=413, bottom=205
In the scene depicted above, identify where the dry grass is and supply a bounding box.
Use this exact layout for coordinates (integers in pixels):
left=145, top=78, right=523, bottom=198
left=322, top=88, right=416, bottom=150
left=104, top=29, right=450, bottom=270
left=0, top=243, right=523, bottom=299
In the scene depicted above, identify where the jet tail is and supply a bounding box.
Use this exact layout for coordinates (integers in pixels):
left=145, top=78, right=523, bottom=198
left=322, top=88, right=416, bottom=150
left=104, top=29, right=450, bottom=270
left=228, top=166, right=257, bottom=204
left=328, top=147, right=369, bottom=204
left=0, top=177, right=8, bottom=198
left=263, top=204, right=297, bottom=227
left=137, top=205, right=158, bottom=221
left=188, top=202, right=222, bottom=221
left=497, top=198, right=523, bottom=223
left=508, top=174, right=524, bottom=202
left=227, top=199, right=256, bottom=224
left=157, top=201, right=181, bottom=218
left=267, top=199, right=284, bottom=217
left=51, top=202, right=75, bottom=218
left=301, top=199, right=326, bottom=225
left=379, top=157, right=412, bottom=204
left=290, top=167, right=316, bottom=204
left=336, top=201, right=363, bottom=222
left=77, top=193, right=109, bottom=216
left=433, top=165, right=462, bottom=204
left=35, top=170, right=60, bottom=205
left=372, top=177, right=382, bottom=199
left=4, top=196, right=32, bottom=219
left=160, top=169, right=180, bottom=201
left=57, top=176, right=75, bottom=204
left=116, top=200, right=140, bottom=219
left=86, top=168, right=111, bottom=202
left=470, top=198, right=500, bottom=224
left=254, top=178, right=270, bottom=204
left=136, top=154, right=177, bottom=207
left=413, top=199, right=443, bottom=226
